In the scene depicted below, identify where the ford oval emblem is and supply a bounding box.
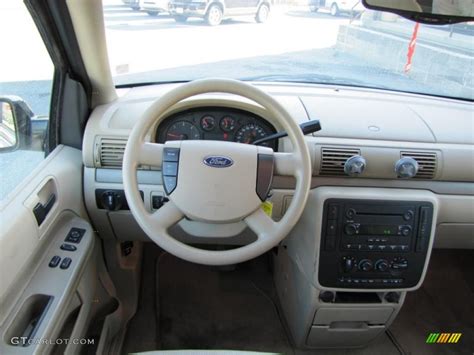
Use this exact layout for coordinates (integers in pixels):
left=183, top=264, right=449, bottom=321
left=203, top=156, right=234, bottom=168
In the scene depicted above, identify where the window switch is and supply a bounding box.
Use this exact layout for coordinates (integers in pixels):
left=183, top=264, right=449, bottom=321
left=60, top=257, right=72, bottom=270
left=49, top=256, right=61, bottom=268
left=60, top=243, right=77, bottom=252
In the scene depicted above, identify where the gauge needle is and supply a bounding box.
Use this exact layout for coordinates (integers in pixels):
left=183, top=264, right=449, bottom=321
left=167, top=133, right=183, bottom=139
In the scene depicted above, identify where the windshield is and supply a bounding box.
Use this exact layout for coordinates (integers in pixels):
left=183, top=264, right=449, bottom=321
left=103, top=0, right=473, bottom=100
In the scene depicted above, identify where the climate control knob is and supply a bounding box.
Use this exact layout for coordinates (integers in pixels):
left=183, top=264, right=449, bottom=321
left=358, top=259, right=373, bottom=272
left=375, top=259, right=389, bottom=272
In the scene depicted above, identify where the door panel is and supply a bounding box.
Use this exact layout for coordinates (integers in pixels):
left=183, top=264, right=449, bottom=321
left=0, top=145, right=97, bottom=354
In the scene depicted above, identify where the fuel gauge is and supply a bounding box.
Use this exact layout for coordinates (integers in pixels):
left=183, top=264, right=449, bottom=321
left=200, top=115, right=216, bottom=131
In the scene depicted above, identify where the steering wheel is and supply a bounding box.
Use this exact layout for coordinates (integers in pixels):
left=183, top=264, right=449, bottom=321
left=123, top=78, right=311, bottom=265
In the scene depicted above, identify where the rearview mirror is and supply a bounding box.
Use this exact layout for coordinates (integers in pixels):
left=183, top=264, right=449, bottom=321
left=362, top=0, right=474, bottom=24
left=0, top=100, right=18, bottom=151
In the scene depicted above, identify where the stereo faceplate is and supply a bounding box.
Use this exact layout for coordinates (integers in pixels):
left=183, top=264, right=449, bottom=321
left=318, top=199, right=434, bottom=289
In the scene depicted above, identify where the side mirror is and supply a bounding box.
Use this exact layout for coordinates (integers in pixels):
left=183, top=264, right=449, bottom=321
left=0, top=100, right=18, bottom=152
left=0, top=96, right=48, bottom=152
left=362, top=0, right=474, bottom=24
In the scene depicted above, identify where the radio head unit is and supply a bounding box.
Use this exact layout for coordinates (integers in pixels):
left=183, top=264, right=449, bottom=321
left=319, top=199, right=434, bottom=289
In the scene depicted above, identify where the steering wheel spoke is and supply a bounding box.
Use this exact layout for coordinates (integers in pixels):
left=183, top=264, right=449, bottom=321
left=244, top=208, right=277, bottom=240
left=147, top=199, right=184, bottom=231
left=138, top=142, right=164, bottom=166
left=274, top=152, right=299, bottom=177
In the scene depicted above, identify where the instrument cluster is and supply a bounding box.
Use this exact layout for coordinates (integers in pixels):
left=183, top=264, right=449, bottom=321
left=155, top=107, right=278, bottom=150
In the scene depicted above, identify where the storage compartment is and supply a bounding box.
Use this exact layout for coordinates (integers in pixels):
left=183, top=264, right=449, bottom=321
left=4, top=294, right=53, bottom=346
left=307, top=324, right=386, bottom=348
left=313, top=307, right=394, bottom=325
left=334, top=292, right=382, bottom=303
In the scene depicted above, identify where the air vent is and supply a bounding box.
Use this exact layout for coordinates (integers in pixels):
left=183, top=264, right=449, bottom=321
left=400, top=151, right=437, bottom=179
left=96, top=137, right=127, bottom=167
left=320, top=147, right=360, bottom=176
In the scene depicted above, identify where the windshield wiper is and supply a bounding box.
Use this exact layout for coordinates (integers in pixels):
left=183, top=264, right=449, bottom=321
left=242, top=73, right=391, bottom=90
left=254, top=119, right=321, bottom=146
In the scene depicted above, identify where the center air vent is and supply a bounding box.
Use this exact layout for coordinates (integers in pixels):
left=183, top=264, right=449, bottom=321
left=320, top=147, right=361, bottom=176
left=96, top=137, right=127, bottom=167
left=400, top=151, right=437, bottom=179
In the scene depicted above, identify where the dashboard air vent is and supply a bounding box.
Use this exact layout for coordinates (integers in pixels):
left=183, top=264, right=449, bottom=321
left=320, top=147, right=361, bottom=176
left=400, top=151, right=437, bottom=179
left=97, top=137, right=127, bottom=167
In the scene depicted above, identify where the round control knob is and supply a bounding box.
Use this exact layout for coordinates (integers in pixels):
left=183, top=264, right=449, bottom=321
left=403, top=210, right=414, bottom=221
left=375, top=259, right=389, bottom=272
left=400, top=225, right=412, bottom=236
left=346, top=208, right=356, bottom=219
left=344, top=223, right=358, bottom=236
left=395, top=157, right=419, bottom=178
left=344, top=155, right=366, bottom=176
left=358, top=259, right=373, bottom=272
left=101, top=191, right=122, bottom=211
left=319, top=291, right=335, bottom=303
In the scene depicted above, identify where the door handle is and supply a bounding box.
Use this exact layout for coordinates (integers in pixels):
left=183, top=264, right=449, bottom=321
left=33, top=193, right=56, bottom=226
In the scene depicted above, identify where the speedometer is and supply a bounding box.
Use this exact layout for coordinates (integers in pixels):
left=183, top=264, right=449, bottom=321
left=165, top=121, right=200, bottom=141
left=235, top=123, right=268, bottom=145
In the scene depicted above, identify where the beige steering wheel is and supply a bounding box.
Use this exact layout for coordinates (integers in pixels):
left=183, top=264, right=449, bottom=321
left=123, top=78, right=311, bottom=265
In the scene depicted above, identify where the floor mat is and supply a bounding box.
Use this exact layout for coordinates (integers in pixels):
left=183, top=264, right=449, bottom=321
left=157, top=252, right=293, bottom=353
left=123, top=244, right=400, bottom=354
left=389, top=249, right=474, bottom=355
left=156, top=251, right=399, bottom=355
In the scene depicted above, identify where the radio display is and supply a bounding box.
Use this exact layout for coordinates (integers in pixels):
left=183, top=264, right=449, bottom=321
left=364, top=225, right=398, bottom=236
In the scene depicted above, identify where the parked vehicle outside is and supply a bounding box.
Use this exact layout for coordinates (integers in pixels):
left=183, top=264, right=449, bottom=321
left=122, top=0, right=142, bottom=10
left=169, top=0, right=271, bottom=26
left=142, top=0, right=170, bottom=15
left=309, top=0, right=364, bottom=16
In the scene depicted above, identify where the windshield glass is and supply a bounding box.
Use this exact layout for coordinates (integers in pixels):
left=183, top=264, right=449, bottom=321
left=103, top=0, right=473, bottom=100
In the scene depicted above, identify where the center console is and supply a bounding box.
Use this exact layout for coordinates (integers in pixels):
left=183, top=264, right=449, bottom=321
left=272, top=187, right=438, bottom=350
left=319, top=199, right=434, bottom=289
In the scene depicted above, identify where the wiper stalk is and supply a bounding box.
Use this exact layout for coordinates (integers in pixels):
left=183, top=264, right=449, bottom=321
left=254, top=119, right=321, bottom=146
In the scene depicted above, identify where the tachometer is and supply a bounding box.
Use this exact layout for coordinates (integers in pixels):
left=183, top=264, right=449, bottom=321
left=235, top=123, right=268, bottom=145
left=165, top=121, right=200, bottom=141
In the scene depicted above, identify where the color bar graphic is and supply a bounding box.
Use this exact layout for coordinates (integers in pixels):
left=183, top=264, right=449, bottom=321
left=426, top=333, right=462, bottom=344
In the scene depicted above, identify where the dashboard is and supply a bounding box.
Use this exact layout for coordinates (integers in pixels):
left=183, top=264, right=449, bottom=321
left=155, top=107, right=278, bottom=151
left=81, top=82, right=474, bottom=250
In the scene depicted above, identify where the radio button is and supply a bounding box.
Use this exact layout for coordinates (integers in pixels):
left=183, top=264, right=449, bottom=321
left=344, top=223, right=358, bottom=236
left=377, top=245, right=387, bottom=251
left=388, top=245, right=397, bottom=251
left=403, top=210, right=414, bottom=221
left=327, top=220, right=337, bottom=236
left=345, top=208, right=356, bottom=219
left=400, top=225, right=412, bottom=236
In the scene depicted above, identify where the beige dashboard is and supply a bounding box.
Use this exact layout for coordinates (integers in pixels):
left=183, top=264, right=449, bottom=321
left=82, top=82, right=474, bottom=248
